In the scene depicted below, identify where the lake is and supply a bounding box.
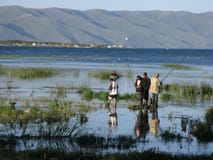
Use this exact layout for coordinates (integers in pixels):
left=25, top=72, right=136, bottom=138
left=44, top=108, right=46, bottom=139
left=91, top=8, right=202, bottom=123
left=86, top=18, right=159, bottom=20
left=0, top=46, right=213, bottom=154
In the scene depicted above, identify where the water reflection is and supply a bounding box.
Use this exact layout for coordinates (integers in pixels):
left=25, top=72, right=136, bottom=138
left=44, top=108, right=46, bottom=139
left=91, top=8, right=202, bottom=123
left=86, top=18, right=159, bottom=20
left=134, top=108, right=149, bottom=140
left=134, top=105, right=160, bottom=140
left=108, top=113, right=118, bottom=133
left=149, top=105, right=160, bottom=138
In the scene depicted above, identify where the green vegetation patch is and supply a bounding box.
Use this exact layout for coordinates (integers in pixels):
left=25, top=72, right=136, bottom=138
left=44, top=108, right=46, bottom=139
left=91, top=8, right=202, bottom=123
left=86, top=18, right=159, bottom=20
left=80, top=87, right=136, bottom=102
left=162, top=82, right=213, bottom=105
left=161, top=64, right=196, bottom=70
left=88, top=70, right=120, bottom=80
left=0, top=65, right=57, bottom=79
left=192, top=107, right=213, bottom=142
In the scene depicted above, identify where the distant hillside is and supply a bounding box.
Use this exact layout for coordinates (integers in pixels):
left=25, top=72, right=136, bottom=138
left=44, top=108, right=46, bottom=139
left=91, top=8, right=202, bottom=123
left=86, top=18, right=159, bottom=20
left=0, top=6, right=212, bottom=48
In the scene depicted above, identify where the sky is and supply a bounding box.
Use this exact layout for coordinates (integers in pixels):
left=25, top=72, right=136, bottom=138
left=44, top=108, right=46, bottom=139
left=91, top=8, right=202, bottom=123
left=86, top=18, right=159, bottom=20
left=0, top=0, right=212, bottom=13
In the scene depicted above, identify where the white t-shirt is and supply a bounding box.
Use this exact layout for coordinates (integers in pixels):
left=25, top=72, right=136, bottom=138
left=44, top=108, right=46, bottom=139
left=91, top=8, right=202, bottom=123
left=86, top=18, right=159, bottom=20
left=109, top=81, right=118, bottom=95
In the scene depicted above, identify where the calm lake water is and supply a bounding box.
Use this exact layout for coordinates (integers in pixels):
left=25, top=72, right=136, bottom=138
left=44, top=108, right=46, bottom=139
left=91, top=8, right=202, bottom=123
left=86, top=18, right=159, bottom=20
left=0, top=46, right=213, bottom=154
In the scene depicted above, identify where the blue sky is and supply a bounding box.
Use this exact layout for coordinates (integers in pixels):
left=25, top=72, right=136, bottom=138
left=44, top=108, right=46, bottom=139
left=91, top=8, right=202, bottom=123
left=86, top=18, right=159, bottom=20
left=0, top=0, right=212, bottom=13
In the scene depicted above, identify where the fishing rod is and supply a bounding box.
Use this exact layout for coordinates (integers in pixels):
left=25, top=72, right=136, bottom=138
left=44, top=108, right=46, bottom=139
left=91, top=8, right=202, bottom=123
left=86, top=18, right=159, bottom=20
left=124, top=36, right=135, bottom=85
left=161, top=68, right=175, bottom=83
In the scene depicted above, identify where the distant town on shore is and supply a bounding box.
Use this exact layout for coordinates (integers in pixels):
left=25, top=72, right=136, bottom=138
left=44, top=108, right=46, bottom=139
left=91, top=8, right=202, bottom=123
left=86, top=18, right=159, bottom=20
left=0, top=40, right=125, bottom=49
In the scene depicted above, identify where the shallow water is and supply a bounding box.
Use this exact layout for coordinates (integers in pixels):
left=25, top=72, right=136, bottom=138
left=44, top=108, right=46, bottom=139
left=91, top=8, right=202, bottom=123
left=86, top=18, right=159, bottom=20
left=0, top=47, right=213, bottom=154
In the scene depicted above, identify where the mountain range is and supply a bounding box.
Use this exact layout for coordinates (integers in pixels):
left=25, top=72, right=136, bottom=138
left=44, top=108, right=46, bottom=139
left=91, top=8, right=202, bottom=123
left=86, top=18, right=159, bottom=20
left=0, top=6, right=213, bottom=48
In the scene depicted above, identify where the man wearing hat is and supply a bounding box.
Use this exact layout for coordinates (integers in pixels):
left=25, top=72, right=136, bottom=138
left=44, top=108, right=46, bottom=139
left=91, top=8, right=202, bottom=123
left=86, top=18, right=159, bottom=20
left=150, top=73, right=161, bottom=105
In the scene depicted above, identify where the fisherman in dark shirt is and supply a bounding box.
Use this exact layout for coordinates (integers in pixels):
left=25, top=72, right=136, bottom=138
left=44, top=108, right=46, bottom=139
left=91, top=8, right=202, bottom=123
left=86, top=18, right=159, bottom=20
left=142, top=72, right=151, bottom=105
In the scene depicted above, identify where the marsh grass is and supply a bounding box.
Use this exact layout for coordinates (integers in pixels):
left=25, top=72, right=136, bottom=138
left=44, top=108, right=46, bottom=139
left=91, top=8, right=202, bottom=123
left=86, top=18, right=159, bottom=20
left=161, top=93, right=174, bottom=102
left=0, top=65, right=56, bottom=79
left=51, top=85, right=67, bottom=98
left=192, top=107, right=213, bottom=142
left=88, top=70, right=120, bottom=80
left=162, top=82, right=213, bottom=105
left=80, top=87, right=137, bottom=102
left=88, top=70, right=112, bottom=80
left=161, top=64, right=196, bottom=70
left=200, top=83, right=213, bottom=101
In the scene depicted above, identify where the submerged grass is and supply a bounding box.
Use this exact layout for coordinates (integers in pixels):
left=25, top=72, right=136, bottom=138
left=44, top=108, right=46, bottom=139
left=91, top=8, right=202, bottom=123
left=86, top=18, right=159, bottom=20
left=0, top=65, right=56, bottom=79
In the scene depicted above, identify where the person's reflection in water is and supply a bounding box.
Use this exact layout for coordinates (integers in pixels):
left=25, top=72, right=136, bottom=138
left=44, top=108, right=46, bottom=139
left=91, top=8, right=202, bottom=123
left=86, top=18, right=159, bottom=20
left=108, top=112, right=118, bottom=132
left=149, top=105, right=160, bottom=138
left=134, top=108, right=149, bottom=140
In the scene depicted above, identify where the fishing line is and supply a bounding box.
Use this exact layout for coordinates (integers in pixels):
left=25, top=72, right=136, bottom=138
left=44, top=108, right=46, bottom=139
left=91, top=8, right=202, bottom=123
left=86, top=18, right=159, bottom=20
left=124, top=36, right=134, bottom=85
left=161, top=68, right=175, bottom=83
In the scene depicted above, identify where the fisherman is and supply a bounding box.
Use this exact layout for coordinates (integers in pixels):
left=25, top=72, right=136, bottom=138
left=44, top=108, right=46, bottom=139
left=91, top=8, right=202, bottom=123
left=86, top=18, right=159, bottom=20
left=142, top=72, right=151, bottom=105
left=150, top=73, right=161, bottom=105
left=135, top=75, right=143, bottom=106
left=106, top=78, right=119, bottom=116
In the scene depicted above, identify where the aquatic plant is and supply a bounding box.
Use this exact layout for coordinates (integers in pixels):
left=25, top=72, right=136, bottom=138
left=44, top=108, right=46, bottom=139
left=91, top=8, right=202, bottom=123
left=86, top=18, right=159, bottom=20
left=0, top=65, right=57, bottom=79
left=80, top=87, right=93, bottom=101
left=205, top=107, right=213, bottom=125
left=161, top=93, right=174, bottom=102
left=200, top=83, right=213, bottom=101
left=161, top=82, right=213, bottom=105
left=88, top=70, right=111, bottom=80
left=93, top=91, right=108, bottom=101
left=50, top=84, right=67, bottom=98
left=80, top=86, right=137, bottom=102
left=192, top=107, right=213, bottom=142
left=161, top=64, right=196, bottom=70
left=182, top=84, right=198, bottom=104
